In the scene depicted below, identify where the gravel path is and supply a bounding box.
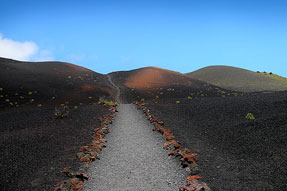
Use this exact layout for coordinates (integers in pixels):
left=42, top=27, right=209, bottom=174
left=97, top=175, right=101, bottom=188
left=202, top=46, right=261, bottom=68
left=84, top=77, right=187, bottom=190
left=107, top=74, right=120, bottom=102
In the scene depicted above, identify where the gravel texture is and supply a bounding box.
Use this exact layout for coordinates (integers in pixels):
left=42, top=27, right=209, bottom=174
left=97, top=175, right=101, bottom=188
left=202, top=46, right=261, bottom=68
left=84, top=104, right=187, bottom=191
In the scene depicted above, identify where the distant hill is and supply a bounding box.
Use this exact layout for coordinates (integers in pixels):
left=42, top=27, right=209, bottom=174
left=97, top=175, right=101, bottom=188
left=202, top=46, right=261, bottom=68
left=186, top=65, right=287, bottom=92
left=110, top=66, right=236, bottom=103
left=0, top=57, right=113, bottom=108
left=114, top=67, right=194, bottom=88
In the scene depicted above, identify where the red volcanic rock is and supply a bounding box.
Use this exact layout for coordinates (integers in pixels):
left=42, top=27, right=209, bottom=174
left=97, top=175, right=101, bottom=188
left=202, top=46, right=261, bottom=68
left=96, top=130, right=105, bottom=136
left=179, top=176, right=211, bottom=191
left=77, top=173, right=89, bottom=181
left=168, top=149, right=181, bottom=156
left=60, top=167, right=75, bottom=178
left=152, top=122, right=161, bottom=131
left=163, top=140, right=181, bottom=150
left=89, top=151, right=98, bottom=160
left=166, top=135, right=175, bottom=141
left=80, top=155, right=91, bottom=164
left=186, top=176, right=202, bottom=182
left=70, top=178, right=83, bottom=191
left=86, top=144, right=101, bottom=154
left=157, top=120, right=164, bottom=125
left=179, top=148, right=196, bottom=157
left=79, top=146, right=89, bottom=152
left=162, top=129, right=173, bottom=139
left=88, top=140, right=105, bottom=149
left=92, top=132, right=103, bottom=140
left=179, top=179, right=210, bottom=191
left=181, top=153, right=199, bottom=164
left=93, top=127, right=101, bottom=132
left=76, top=152, right=85, bottom=159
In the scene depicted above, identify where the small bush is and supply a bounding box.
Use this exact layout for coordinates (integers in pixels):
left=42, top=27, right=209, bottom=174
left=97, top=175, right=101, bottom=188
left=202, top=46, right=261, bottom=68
left=245, top=113, right=255, bottom=120
left=98, top=96, right=118, bottom=106
left=187, top=96, right=192, bottom=100
left=176, top=100, right=180, bottom=104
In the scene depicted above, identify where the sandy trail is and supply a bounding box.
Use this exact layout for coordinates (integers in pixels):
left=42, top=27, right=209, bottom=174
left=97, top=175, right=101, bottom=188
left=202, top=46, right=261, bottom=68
left=84, top=77, right=186, bottom=191
left=107, top=74, right=120, bottom=103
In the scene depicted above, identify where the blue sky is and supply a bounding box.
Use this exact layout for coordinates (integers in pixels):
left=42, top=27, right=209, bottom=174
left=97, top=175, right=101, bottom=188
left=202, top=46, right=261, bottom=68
left=0, top=0, right=286, bottom=76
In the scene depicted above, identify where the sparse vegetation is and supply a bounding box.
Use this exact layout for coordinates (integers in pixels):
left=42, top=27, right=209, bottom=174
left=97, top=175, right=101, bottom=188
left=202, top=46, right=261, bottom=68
left=245, top=113, right=255, bottom=120
left=176, top=100, right=180, bottom=104
left=98, top=96, right=118, bottom=106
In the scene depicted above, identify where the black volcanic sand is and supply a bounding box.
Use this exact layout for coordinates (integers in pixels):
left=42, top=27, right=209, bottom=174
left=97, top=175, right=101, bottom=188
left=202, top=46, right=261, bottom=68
left=0, top=57, right=113, bottom=109
left=142, top=92, right=287, bottom=190
left=109, top=71, right=241, bottom=105
left=0, top=104, right=109, bottom=191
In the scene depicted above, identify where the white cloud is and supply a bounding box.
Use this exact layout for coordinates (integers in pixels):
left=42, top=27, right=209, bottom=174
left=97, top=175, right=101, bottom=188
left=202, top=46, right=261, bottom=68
left=0, top=33, right=38, bottom=61
left=0, top=33, right=54, bottom=62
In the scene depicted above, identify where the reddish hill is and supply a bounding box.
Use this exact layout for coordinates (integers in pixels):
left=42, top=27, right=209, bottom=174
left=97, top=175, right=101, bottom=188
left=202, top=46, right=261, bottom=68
left=0, top=57, right=113, bottom=108
left=110, top=66, right=238, bottom=103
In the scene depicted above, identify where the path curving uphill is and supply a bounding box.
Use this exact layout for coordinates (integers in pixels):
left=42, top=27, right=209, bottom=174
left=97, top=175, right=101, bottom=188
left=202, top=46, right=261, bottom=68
left=107, top=74, right=121, bottom=103
left=84, top=77, right=187, bottom=191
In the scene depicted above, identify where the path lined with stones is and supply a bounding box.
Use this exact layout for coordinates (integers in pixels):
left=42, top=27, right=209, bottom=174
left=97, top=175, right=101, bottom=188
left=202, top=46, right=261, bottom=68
left=84, top=76, right=187, bottom=190
left=84, top=104, right=187, bottom=190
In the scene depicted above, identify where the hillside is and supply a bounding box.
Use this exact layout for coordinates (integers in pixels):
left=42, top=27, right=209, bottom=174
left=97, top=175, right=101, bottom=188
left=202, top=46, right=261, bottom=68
left=110, top=66, right=238, bottom=103
left=0, top=57, right=113, bottom=108
left=186, top=65, right=287, bottom=92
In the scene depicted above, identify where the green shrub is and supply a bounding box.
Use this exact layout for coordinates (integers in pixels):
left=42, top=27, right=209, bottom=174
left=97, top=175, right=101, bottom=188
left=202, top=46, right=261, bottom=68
left=176, top=100, right=180, bottom=104
left=98, top=96, right=118, bottom=106
left=246, top=113, right=255, bottom=120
